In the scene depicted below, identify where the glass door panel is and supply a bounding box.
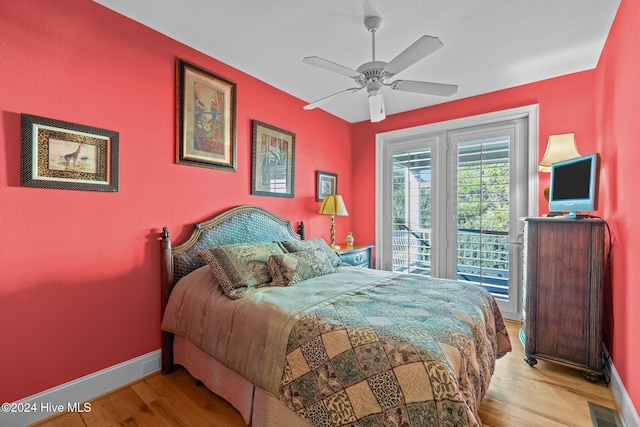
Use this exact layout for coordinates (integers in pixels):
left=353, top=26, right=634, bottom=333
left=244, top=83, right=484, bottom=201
left=454, top=135, right=511, bottom=299
left=391, top=149, right=433, bottom=275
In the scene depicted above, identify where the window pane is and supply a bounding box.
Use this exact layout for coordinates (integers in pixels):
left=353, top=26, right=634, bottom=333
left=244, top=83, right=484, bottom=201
left=392, top=149, right=432, bottom=276
left=456, top=136, right=510, bottom=299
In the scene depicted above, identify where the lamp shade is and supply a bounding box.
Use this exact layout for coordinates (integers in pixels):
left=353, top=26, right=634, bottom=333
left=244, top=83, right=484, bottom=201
left=318, top=195, right=349, bottom=216
left=538, top=133, right=581, bottom=172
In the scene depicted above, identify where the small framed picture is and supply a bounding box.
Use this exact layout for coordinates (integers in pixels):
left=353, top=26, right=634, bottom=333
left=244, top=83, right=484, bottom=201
left=176, top=59, right=236, bottom=171
left=251, top=120, right=295, bottom=198
left=316, top=170, right=337, bottom=201
left=21, top=114, right=119, bottom=192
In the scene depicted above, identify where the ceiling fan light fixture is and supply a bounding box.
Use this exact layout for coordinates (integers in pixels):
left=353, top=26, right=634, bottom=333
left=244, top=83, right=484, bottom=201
left=367, top=81, right=382, bottom=97
left=368, top=92, right=385, bottom=122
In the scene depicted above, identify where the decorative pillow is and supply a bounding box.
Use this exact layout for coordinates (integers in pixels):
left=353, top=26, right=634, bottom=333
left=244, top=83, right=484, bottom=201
left=278, top=238, right=342, bottom=267
left=197, top=242, right=285, bottom=299
left=268, top=248, right=335, bottom=287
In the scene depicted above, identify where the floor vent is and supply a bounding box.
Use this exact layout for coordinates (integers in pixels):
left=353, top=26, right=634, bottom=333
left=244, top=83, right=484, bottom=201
left=589, top=402, right=623, bottom=427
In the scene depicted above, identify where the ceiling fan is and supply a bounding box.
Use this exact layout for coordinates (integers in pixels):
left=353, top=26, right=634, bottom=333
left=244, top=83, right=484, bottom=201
left=303, top=16, right=458, bottom=122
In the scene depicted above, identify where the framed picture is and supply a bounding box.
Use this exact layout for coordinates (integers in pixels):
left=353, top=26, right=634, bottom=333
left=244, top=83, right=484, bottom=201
left=251, top=120, right=295, bottom=198
left=176, top=59, right=236, bottom=171
left=316, top=170, right=337, bottom=201
left=21, top=114, right=119, bottom=192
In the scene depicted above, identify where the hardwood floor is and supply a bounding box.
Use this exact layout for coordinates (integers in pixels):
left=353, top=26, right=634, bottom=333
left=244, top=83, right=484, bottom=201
left=32, top=321, right=620, bottom=427
left=480, top=321, right=617, bottom=426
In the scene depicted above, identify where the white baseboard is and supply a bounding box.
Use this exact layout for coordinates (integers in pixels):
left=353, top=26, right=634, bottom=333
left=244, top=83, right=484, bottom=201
left=0, top=349, right=161, bottom=427
left=609, top=361, right=640, bottom=427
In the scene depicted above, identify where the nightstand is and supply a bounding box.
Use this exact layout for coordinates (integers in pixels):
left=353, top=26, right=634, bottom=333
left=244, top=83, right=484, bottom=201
left=334, top=244, right=374, bottom=268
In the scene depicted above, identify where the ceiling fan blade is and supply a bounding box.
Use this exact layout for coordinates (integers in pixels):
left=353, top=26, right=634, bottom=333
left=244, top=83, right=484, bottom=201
left=383, top=36, right=443, bottom=76
left=303, top=87, right=363, bottom=110
left=368, top=92, right=386, bottom=122
left=303, top=56, right=362, bottom=79
left=391, top=80, right=458, bottom=97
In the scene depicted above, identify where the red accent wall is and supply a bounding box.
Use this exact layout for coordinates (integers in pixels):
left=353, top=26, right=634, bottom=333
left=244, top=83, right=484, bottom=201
left=595, top=0, right=640, bottom=414
left=0, top=0, right=352, bottom=402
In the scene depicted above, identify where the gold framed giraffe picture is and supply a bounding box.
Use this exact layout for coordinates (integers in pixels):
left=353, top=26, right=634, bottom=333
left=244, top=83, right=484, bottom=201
left=176, top=59, right=237, bottom=171
left=20, top=114, right=119, bottom=192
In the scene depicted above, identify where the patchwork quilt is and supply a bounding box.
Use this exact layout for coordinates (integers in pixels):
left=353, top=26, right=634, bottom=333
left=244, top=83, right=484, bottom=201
left=278, top=274, right=511, bottom=426
left=162, top=266, right=511, bottom=427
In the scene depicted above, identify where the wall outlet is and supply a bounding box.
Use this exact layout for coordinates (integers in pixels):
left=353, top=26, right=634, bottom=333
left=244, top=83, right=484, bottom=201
left=141, top=358, right=160, bottom=375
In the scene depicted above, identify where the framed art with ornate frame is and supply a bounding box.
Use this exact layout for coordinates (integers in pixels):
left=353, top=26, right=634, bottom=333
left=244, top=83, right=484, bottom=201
left=176, top=59, right=236, bottom=171
left=21, top=114, right=119, bottom=192
left=316, top=170, right=337, bottom=201
left=251, top=120, right=295, bottom=197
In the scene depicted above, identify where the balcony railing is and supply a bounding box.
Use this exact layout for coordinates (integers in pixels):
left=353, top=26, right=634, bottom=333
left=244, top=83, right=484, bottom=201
left=392, top=228, right=509, bottom=298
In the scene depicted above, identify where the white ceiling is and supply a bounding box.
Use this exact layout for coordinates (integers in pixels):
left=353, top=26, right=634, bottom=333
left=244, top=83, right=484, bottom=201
left=94, top=0, right=620, bottom=123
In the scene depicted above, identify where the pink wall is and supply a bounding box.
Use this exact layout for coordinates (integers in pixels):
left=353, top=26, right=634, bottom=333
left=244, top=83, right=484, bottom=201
left=595, top=0, right=640, bottom=414
left=0, top=0, right=352, bottom=402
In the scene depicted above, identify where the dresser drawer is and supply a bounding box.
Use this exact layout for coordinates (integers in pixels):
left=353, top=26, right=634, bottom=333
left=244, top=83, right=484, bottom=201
left=336, top=245, right=373, bottom=268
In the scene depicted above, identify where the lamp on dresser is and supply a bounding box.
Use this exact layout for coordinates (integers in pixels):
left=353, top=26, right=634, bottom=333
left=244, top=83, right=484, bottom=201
left=539, top=133, right=581, bottom=201
left=318, top=194, right=348, bottom=249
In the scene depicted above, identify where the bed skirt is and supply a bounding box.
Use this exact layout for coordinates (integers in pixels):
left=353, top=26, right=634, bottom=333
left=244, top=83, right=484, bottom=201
left=173, top=333, right=312, bottom=427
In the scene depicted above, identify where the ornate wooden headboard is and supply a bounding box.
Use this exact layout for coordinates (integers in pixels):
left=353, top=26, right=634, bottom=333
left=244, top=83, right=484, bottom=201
left=159, top=205, right=304, bottom=373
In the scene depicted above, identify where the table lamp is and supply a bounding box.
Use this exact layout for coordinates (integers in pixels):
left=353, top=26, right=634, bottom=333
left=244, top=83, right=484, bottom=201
left=318, top=195, right=348, bottom=249
left=539, top=133, right=581, bottom=200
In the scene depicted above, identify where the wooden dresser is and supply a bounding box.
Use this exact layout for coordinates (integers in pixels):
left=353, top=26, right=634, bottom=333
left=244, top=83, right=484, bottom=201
left=522, top=217, right=605, bottom=376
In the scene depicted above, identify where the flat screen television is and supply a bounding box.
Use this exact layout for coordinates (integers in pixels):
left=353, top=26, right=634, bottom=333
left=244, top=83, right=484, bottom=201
left=549, top=153, right=600, bottom=218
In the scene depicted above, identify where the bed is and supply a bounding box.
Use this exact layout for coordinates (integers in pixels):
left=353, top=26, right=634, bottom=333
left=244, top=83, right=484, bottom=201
left=160, top=205, right=511, bottom=427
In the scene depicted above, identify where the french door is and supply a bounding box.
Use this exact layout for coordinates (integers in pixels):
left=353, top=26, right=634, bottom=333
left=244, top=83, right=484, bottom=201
left=377, top=106, right=537, bottom=319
